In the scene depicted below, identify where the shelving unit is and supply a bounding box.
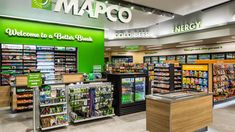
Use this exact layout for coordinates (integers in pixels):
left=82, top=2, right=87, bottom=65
left=106, top=63, right=144, bottom=73
left=36, top=46, right=56, bottom=84
left=152, top=63, right=182, bottom=93
left=23, top=45, right=37, bottom=74
left=0, top=44, right=78, bottom=86
left=1, top=44, right=24, bottom=85
left=68, top=83, right=114, bottom=123
left=14, top=86, right=33, bottom=112
left=39, top=84, right=68, bottom=130
left=146, top=63, right=154, bottom=81
left=213, top=64, right=235, bottom=103
left=111, top=56, right=133, bottom=63
left=182, top=64, right=209, bottom=93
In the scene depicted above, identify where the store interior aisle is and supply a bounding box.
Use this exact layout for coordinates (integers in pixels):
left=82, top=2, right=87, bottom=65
left=1, top=101, right=235, bottom=132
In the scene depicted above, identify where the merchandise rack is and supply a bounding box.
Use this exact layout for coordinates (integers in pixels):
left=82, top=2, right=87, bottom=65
left=11, top=85, right=34, bottom=112
left=39, top=84, right=69, bottom=130
left=182, top=64, right=210, bottom=93
left=152, top=63, right=182, bottom=93
left=213, top=64, right=235, bottom=103
left=0, top=44, right=78, bottom=86
left=68, top=83, right=114, bottom=123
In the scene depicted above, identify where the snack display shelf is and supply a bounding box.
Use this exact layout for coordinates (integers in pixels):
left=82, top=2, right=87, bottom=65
left=41, top=124, right=69, bottom=131
left=40, top=102, right=67, bottom=107
left=72, top=114, right=115, bottom=123
left=69, top=83, right=114, bottom=122
left=40, top=112, right=68, bottom=118
left=152, top=63, right=182, bottom=93
left=39, top=84, right=68, bottom=130
left=213, top=64, right=235, bottom=103
left=182, top=64, right=209, bottom=93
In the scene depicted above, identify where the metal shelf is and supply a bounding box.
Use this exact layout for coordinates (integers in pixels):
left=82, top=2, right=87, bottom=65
left=40, top=112, right=67, bottom=117
left=73, top=114, right=115, bottom=123
left=41, top=123, right=69, bottom=131
left=40, top=102, right=67, bottom=107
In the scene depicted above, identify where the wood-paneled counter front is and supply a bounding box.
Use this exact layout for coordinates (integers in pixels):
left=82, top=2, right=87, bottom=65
left=146, top=92, right=213, bottom=132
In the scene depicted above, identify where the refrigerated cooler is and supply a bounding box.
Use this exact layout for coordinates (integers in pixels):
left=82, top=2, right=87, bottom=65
left=159, top=56, right=166, bottom=63
left=187, top=55, right=198, bottom=64
left=167, top=56, right=176, bottom=61
left=144, top=56, right=151, bottom=63
left=199, top=54, right=210, bottom=60
left=176, top=55, right=186, bottom=64
left=107, top=73, right=149, bottom=116
left=151, top=57, right=159, bottom=64
left=211, top=53, right=225, bottom=60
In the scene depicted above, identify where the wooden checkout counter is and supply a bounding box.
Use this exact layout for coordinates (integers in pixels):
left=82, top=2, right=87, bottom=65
left=146, top=91, right=213, bottom=132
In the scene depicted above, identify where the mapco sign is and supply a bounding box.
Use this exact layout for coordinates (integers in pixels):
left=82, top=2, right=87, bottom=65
left=32, top=0, right=132, bottom=23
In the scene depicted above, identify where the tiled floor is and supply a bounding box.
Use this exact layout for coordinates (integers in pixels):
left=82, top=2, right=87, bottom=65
left=1, top=100, right=235, bottom=132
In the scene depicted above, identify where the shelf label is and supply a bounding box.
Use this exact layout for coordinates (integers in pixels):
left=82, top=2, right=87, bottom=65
left=27, top=73, right=42, bottom=87
left=182, top=65, right=208, bottom=71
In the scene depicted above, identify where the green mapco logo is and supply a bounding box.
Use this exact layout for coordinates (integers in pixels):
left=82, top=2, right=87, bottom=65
left=32, top=0, right=52, bottom=10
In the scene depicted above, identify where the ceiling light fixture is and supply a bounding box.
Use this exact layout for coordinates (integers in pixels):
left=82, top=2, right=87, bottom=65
left=147, top=11, right=152, bottom=15
left=105, top=1, right=108, bottom=4
left=176, top=44, right=196, bottom=48
left=233, top=14, right=235, bottom=21
left=179, top=40, right=203, bottom=45
left=131, top=6, right=134, bottom=10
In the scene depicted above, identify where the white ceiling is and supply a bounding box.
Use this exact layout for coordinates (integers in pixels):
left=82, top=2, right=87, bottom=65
left=124, top=0, right=230, bottom=16
left=104, top=9, right=172, bottom=30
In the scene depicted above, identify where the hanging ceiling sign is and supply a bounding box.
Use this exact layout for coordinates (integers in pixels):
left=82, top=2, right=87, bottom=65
left=32, top=0, right=132, bottom=23
left=173, top=20, right=202, bottom=33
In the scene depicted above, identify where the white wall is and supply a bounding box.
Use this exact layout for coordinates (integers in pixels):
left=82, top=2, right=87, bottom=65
left=144, top=42, right=235, bottom=56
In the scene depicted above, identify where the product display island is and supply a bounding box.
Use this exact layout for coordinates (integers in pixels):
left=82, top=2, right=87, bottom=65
left=146, top=91, right=213, bottom=132
left=107, top=73, right=149, bottom=116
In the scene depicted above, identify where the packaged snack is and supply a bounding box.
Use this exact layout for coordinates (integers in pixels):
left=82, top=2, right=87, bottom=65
left=203, top=72, right=208, bottom=78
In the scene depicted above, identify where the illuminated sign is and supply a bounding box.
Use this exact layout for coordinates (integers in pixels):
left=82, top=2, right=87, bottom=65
left=174, top=20, right=202, bottom=33
left=32, top=0, right=132, bottom=23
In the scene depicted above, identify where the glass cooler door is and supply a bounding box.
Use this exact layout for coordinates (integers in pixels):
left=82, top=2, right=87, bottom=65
left=121, top=78, right=134, bottom=104
left=135, top=77, right=146, bottom=102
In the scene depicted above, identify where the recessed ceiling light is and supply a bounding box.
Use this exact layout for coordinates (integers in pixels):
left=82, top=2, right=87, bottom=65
left=179, top=40, right=203, bottom=45
left=131, top=6, right=134, bottom=10
left=176, top=44, right=196, bottom=48
left=233, top=14, right=235, bottom=21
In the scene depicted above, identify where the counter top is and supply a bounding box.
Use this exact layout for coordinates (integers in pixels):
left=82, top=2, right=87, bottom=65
left=146, top=91, right=212, bottom=103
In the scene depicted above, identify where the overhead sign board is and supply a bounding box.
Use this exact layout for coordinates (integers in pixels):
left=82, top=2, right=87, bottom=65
left=32, top=0, right=132, bottom=23
left=173, top=20, right=202, bottom=33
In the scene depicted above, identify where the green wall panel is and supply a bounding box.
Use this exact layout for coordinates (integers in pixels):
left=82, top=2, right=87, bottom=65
left=0, top=17, right=104, bottom=73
